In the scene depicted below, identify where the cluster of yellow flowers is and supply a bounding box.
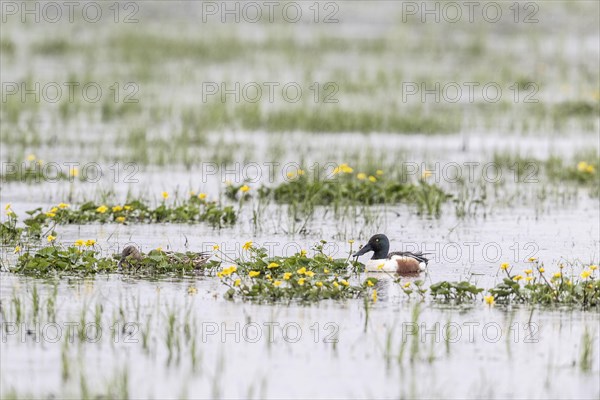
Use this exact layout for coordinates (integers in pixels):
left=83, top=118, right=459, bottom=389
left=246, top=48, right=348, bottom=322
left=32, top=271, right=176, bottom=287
left=577, top=161, right=596, bottom=174
left=74, top=239, right=96, bottom=247
left=331, top=163, right=385, bottom=182
left=332, top=163, right=354, bottom=174
left=44, top=203, right=69, bottom=218
left=217, top=265, right=237, bottom=278
left=286, top=169, right=306, bottom=179
left=356, top=172, right=377, bottom=182
left=4, top=203, right=15, bottom=217
left=580, top=265, right=597, bottom=279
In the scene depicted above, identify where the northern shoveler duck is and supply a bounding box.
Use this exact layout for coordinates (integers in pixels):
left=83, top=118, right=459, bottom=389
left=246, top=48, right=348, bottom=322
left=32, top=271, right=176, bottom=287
left=353, top=234, right=429, bottom=274
left=118, top=245, right=211, bottom=270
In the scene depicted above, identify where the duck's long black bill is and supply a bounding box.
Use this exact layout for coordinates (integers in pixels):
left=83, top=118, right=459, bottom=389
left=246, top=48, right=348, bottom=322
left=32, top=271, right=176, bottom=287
left=353, top=244, right=372, bottom=257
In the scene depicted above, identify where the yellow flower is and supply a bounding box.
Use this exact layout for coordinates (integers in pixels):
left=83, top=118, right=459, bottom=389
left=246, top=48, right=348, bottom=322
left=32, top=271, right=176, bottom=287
left=47, top=235, right=56, bottom=242
left=580, top=270, right=592, bottom=279
left=403, top=282, right=411, bottom=288
left=4, top=203, right=11, bottom=211
left=161, top=191, right=169, bottom=199
left=297, top=278, right=305, bottom=286
left=216, top=271, right=224, bottom=278
left=524, top=269, right=532, bottom=275
left=553, top=272, right=562, bottom=279
left=198, top=193, right=207, bottom=200
left=500, top=263, right=509, bottom=270
left=296, top=267, right=307, bottom=275
left=377, top=263, right=385, bottom=270
left=265, top=274, right=272, bottom=281
left=300, top=250, right=307, bottom=257
left=233, top=279, right=241, bottom=287
left=240, top=185, right=250, bottom=193
left=213, top=245, right=220, bottom=250
left=74, top=239, right=85, bottom=247
left=26, top=154, right=36, bottom=161
left=357, top=172, right=367, bottom=180
left=70, top=167, right=79, bottom=177
left=156, top=247, right=163, bottom=252
left=85, top=239, right=96, bottom=247
left=341, top=164, right=353, bottom=173
left=283, top=272, right=292, bottom=280
left=249, top=271, right=260, bottom=278
left=333, top=282, right=340, bottom=288
left=286, top=171, right=296, bottom=179
left=484, top=295, right=495, bottom=306
left=324, top=268, right=330, bottom=273
left=528, top=257, right=537, bottom=262
left=315, top=281, right=323, bottom=287
left=267, top=263, right=279, bottom=269
left=112, top=205, right=123, bottom=212
left=57, top=203, right=69, bottom=209
left=116, top=216, right=126, bottom=223
left=577, top=161, right=589, bottom=172
left=45, top=212, right=56, bottom=218
left=525, top=276, right=533, bottom=282
left=340, top=280, right=349, bottom=287
left=368, top=175, right=377, bottom=182
left=242, top=241, right=253, bottom=250
left=421, top=170, right=433, bottom=179
left=50, top=207, right=58, bottom=213
left=372, top=289, right=378, bottom=302
left=376, top=170, right=383, bottom=176
left=538, top=267, right=545, bottom=273
left=274, top=280, right=282, bottom=287
left=297, top=169, right=305, bottom=176
left=586, top=165, right=595, bottom=174
left=96, top=205, right=108, bottom=214
left=348, top=239, right=355, bottom=245
left=124, top=205, right=132, bottom=211
left=14, top=245, right=21, bottom=253
left=5, top=210, right=14, bottom=216
left=366, top=280, right=374, bottom=287
left=589, top=265, right=598, bottom=271
left=305, top=271, right=315, bottom=278
left=189, top=191, right=196, bottom=196
left=513, top=275, right=523, bottom=281
left=187, top=286, right=197, bottom=295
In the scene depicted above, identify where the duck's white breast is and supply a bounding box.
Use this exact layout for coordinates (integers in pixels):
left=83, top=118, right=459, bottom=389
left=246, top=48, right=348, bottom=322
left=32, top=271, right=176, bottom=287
left=365, top=259, right=397, bottom=272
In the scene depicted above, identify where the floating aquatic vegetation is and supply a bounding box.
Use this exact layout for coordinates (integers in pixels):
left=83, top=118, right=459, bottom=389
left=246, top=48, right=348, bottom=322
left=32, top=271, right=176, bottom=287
left=215, top=241, right=369, bottom=303
left=253, top=165, right=450, bottom=216
left=22, top=195, right=236, bottom=229
left=488, top=260, right=600, bottom=308
left=11, top=243, right=219, bottom=277
left=12, top=243, right=115, bottom=277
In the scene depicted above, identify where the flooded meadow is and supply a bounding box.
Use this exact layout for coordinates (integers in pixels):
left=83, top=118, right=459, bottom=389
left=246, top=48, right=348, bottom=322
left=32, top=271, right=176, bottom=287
left=1, top=1, right=599, bottom=399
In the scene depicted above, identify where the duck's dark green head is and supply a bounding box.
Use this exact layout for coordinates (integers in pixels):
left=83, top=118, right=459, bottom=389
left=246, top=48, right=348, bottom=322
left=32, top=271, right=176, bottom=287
left=353, top=234, right=390, bottom=260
